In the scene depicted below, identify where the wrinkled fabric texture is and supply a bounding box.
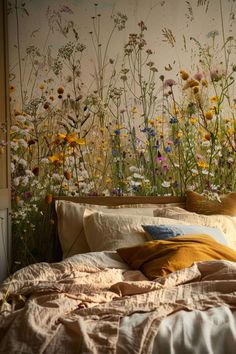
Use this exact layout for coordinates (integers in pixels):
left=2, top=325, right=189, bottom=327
left=1, top=252, right=236, bottom=353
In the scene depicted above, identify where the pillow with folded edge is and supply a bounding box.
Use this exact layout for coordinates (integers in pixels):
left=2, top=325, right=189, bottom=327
left=186, top=190, right=236, bottom=216
left=117, top=234, right=236, bottom=280
left=142, top=224, right=227, bottom=245
left=83, top=208, right=192, bottom=252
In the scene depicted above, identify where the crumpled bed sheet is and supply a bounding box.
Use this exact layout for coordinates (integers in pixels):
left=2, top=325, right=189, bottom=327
left=1, top=251, right=236, bottom=354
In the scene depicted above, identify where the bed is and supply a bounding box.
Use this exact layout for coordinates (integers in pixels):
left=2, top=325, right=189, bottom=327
left=1, top=194, right=236, bottom=354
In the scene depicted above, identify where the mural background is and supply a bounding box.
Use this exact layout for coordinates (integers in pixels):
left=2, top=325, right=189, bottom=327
left=7, top=0, right=236, bottom=269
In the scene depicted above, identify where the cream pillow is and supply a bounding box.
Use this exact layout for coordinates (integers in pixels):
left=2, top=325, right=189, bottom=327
left=83, top=209, right=190, bottom=252
left=153, top=207, right=236, bottom=250
left=55, top=200, right=171, bottom=258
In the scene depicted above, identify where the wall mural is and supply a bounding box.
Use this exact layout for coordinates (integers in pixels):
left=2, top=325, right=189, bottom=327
left=6, top=0, right=236, bottom=269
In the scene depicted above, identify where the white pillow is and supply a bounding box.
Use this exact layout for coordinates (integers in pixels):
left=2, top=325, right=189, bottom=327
left=83, top=208, right=189, bottom=252
left=153, top=207, right=236, bottom=250
left=55, top=200, right=171, bottom=258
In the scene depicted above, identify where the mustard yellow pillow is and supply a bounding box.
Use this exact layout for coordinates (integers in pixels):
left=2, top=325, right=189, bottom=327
left=186, top=190, right=236, bottom=216
left=117, top=234, right=236, bottom=280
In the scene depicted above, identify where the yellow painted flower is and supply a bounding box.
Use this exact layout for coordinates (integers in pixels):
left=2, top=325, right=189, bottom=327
left=106, top=178, right=112, bottom=183
left=190, top=117, right=197, bottom=125
left=57, top=133, right=66, bottom=139
left=39, top=84, right=45, bottom=90
left=197, top=160, right=208, bottom=169
left=131, top=106, right=137, bottom=113
left=48, top=153, right=64, bottom=165
left=176, top=131, right=182, bottom=139
left=173, top=108, right=179, bottom=115
left=210, top=96, right=220, bottom=103
left=96, top=157, right=102, bottom=163
left=205, top=111, right=213, bottom=120
left=148, top=119, right=155, bottom=125
left=227, top=128, right=235, bottom=135
left=201, top=79, right=208, bottom=87
left=14, top=110, right=23, bottom=116
left=64, top=133, right=85, bottom=147
left=155, top=116, right=162, bottom=122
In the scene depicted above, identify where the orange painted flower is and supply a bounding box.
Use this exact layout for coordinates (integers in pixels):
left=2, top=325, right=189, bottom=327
left=183, top=79, right=199, bottom=89
left=179, top=70, right=189, bottom=80
left=205, top=111, right=213, bottom=120
left=57, top=87, right=64, bottom=94
left=15, top=195, right=20, bottom=204
left=64, top=171, right=72, bottom=180
left=204, top=132, right=211, bottom=141
left=45, top=194, right=53, bottom=204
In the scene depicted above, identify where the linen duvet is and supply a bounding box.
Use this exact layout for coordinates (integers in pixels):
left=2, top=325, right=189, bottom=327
left=1, top=251, right=236, bottom=354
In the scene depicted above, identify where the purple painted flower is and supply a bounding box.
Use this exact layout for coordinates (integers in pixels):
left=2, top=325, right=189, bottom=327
left=174, top=138, right=181, bottom=145
left=161, top=162, right=169, bottom=174
left=163, top=79, right=176, bottom=89
left=210, top=69, right=223, bottom=82
left=23, top=191, right=32, bottom=201
left=156, top=151, right=165, bottom=162
left=193, top=72, right=203, bottom=81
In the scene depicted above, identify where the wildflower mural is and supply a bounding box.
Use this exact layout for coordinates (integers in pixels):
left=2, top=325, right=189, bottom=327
left=7, top=0, right=236, bottom=269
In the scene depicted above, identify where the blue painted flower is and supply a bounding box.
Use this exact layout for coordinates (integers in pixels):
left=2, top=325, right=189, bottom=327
left=112, top=149, right=118, bottom=156
left=165, top=146, right=172, bottom=153
left=169, top=117, right=178, bottom=124
left=149, top=131, right=156, bottom=137
left=174, top=138, right=181, bottom=145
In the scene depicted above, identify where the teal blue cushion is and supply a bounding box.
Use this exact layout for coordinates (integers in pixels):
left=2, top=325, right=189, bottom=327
left=142, top=224, right=228, bottom=245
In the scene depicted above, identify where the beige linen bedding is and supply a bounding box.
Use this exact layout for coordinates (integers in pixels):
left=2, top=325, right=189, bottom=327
left=1, top=252, right=236, bottom=353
